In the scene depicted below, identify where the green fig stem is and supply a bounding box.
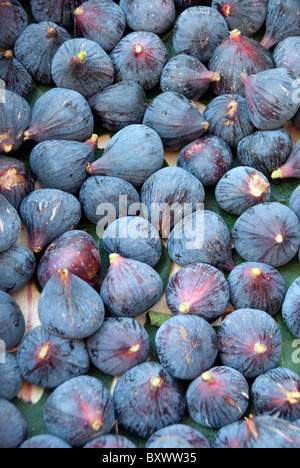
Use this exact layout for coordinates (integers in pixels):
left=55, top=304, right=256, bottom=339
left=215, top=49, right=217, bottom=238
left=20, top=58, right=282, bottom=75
left=178, top=303, right=189, bottom=314
left=254, top=343, right=267, bottom=355
left=150, top=376, right=163, bottom=388
left=201, top=372, right=212, bottom=382
left=109, top=253, right=120, bottom=264
left=271, top=169, right=283, bottom=180
left=76, top=50, right=87, bottom=61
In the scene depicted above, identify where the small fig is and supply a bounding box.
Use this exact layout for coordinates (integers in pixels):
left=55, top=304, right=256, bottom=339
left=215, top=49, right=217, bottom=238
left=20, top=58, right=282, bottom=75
left=0, top=194, right=21, bottom=253
left=0, top=156, right=35, bottom=210
left=0, top=89, right=31, bottom=154
left=0, top=50, right=33, bottom=100
left=0, top=244, right=36, bottom=294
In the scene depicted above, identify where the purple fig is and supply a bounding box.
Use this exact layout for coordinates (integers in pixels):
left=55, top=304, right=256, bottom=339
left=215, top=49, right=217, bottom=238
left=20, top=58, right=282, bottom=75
left=274, top=36, right=300, bottom=77
left=30, top=0, right=82, bottom=28
left=0, top=156, right=34, bottom=210
left=271, top=140, right=300, bottom=180
left=261, top=0, right=300, bottom=50
left=0, top=0, right=28, bottom=49
left=0, top=194, right=21, bottom=253
left=0, top=89, right=31, bottom=154
left=119, top=0, right=176, bottom=35
left=0, top=50, right=33, bottom=100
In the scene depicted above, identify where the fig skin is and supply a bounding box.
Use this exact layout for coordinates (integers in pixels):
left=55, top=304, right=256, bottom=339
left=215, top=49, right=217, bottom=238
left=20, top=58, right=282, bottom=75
left=0, top=290, right=26, bottom=350
left=30, top=0, right=82, bottom=28
left=274, top=36, right=300, bottom=77
left=0, top=353, right=22, bottom=401
left=0, top=0, right=28, bottom=50
left=261, top=0, right=300, bottom=50
left=282, top=277, right=300, bottom=339
left=20, top=435, right=71, bottom=449
left=0, top=244, right=36, bottom=294
left=0, top=51, right=33, bottom=100
left=0, top=399, right=28, bottom=449
left=271, top=140, right=300, bottom=180
left=120, top=0, right=176, bottom=35
left=83, top=435, right=136, bottom=449
left=290, top=185, right=300, bottom=221
left=145, top=424, right=211, bottom=449
left=0, top=194, right=21, bottom=253
left=0, top=156, right=35, bottom=210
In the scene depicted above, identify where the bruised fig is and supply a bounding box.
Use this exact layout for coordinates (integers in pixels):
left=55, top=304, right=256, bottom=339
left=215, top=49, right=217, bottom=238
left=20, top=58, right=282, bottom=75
left=38, top=269, right=105, bottom=340
left=119, top=0, right=176, bottom=35
left=143, top=92, right=209, bottom=150
left=208, top=29, right=273, bottom=97
left=30, top=0, right=82, bottom=28
left=37, top=230, right=101, bottom=289
left=274, top=36, right=300, bottom=77
left=0, top=194, right=21, bottom=253
left=0, top=89, right=31, bottom=154
left=0, top=156, right=35, bottom=210
left=24, top=88, right=94, bottom=144
left=212, top=0, right=267, bottom=36
left=14, top=22, right=71, bottom=85
left=261, top=0, right=300, bottom=50
left=20, top=189, right=82, bottom=253
left=100, top=254, right=163, bottom=318
left=0, top=0, right=28, bottom=49
left=29, top=135, right=98, bottom=194
left=0, top=51, right=33, bottom=100
left=0, top=244, right=36, bottom=294
left=271, top=140, right=300, bottom=180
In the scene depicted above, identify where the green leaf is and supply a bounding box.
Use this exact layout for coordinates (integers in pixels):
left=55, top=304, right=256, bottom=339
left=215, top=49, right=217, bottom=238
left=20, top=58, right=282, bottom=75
left=149, top=310, right=173, bottom=327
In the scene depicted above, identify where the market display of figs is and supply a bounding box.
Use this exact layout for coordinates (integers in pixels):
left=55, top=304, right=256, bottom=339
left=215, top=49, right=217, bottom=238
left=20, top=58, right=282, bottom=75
left=1, top=0, right=300, bottom=451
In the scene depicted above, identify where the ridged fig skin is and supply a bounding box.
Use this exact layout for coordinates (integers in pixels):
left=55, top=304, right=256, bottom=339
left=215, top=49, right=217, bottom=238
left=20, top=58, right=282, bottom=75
left=208, top=30, right=273, bottom=97
left=173, top=6, right=229, bottom=63
left=261, top=0, right=300, bottom=50
left=203, top=94, right=255, bottom=148
left=213, top=416, right=300, bottom=449
left=102, top=216, right=162, bottom=268
left=37, top=230, right=101, bottom=289
left=0, top=156, right=35, bottom=211
left=215, top=166, right=271, bottom=216
left=86, top=317, right=150, bottom=376
left=29, top=136, right=97, bottom=194
left=110, top=31, right=168, bottom=91
left=14, top=22, right=71, bottom=85
left=74, top=0, right=126, bottom=52
left=212, top=0, right=267, bottom=36
left=0, top=399, right=28, bottom=449
left=217, top=309, right=282, bottom=379
left=187, top=367, right=249, bottom=429
left=143, top=92, right=209, bottom=151
left=155, top=315, right=218, bottom=380
left=282, top=277, right=300, bottom=339
left=167, top=210, right=235, bottom=272
left=38, top=269, right=105, bottom=340
left=274, top=36, right=300, bottom=77
left=227, top=262, right=286, bottom=316
left=44, top=376, right=115, bottom=448
left=141, top=167, right=205, bottom=237
left=30, top=0, right=82, bottom=28
left=20, top=435, right=71, bottom=449
left=20, top=189, right=82, bottom=254
left=237, top=128, right=293, bottom=178
left=0, top=90, right=31, bottom=154
left=0, top=290, right=25, bottom=350
left=101, top=255, right=163, bottom=318
left=24, top=88, right=94, bottom=143
left=0, top=244, right=36, bottom=294
left=290, top=185, right=300, bottom=221
left=251, top=368, right=300, bottom=422
left=52, top=39, right=115, bottom=99
left=145, top=424, right=211, bottom=449
left=113, top=362, right=186, bottom=439
left=83, top=435, right=136, bottom=449
left=0, top=194, right=21, bottom=253
left=240, top=69, right=300, bottom=131
left=165, top=263, right=230, bottom=323
left=177, top=135, right=233, bottom=187
left=232, top=202, right=300, bottom=268
left=0, top=353, right=22, bottom=401
left=17, top=326, right=90, bottom=389
left=120, top=0, right=176, bottom=34
left=0, top=51, right=33, bottom=100
left=79, top=176, right=140, bottom=226
left=88, top=125, right=164, bottom=187
left=89, top=81, right=147, bottom=132
left=271, top=140, right=300, bottom=180
left=0, top=0, right=28, bottom=49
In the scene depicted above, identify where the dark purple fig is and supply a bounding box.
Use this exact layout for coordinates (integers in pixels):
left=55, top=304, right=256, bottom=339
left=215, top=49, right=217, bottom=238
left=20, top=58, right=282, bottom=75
left=74, top=0, right=126, bottom=52
left=237, top=128, right=293, bottom=178
left=145, top=424, right=211, bottom=449
left=0, top=290, right=25, bottom=350
left=212, top=0, right=268, bottom=36
left=208, top=29, right=274, bottom=97
left=160, top=54, right=220, bottom=101
left=0, top=244, right=36, bottom=294
left=0, top=156, right=34, bottom=210
left=274, top=36, right=300, bottom=77
left=240, top=69, right=300, bottom=131
left=87, top=125, right=164, bottom=187
left=24, top=88, right=94, bottom=144
left=120, top=0, right=176, bottom=35
left=141, top=167, right=205, bottom=238
left=261, top=0, right=300, bottom=50
left=175, top=0, right=212, bottom=8
left=290, top=185, right=300, bottom=221
left=0, top=399, right=28, bottom=448
left=38, top=269, right=105, bottom=340
left=0, top=0, right=28, bottom=49
left=100, top=254, right=163, bottom=318
left=29, top=135, right=98, bottom=194
left=282, top=277, right=300, bottom=339
left=215, top=166, right=271, bottom=216
left=293, top=108, right=300, bottom=130
left=0, top=194, right=21, bottom=253
left=30, top=0, right=82, bottom=28
left=37, top=230, right=101, bottom=289
left=165, top=263, right=230, bottom=323
left=0, top=50, right=33, bottom=100
left=0, top=89, right=31, bottom=154
left=271, top=140, right=300, bottom=180
left=143, top=92, right=209, bottom=151
left=86, top=317, right=150, bottom=376
left=227, top=262, right=286, bottom=316
left=20, top=435, right=71, bottom=449
left=232, top=202, right=300, bottom=268
left=0, top=353, right=22, bottom=401
left=173, top=6, right=229, bottom=63
left=177, top=135, right=233, bottom=187
left=83, top=435, right=136, bottom=449
left=52, top=39, right=115, bottom=99
left=110, top=31, right=168, bottom=91
left=20, top=189, right=82, bottom=253
left=203, top=94, right=255, bottom=148
left=167, top=210, right=235, bottom=272
left=14, top=22, right=71, bottom=85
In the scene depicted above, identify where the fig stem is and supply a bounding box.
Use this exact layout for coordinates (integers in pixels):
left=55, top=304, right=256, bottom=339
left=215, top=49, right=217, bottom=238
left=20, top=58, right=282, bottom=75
left=201, top=372, right=212, bottom=382
left=254, top=343, right=267, bottom=355
left=109, top=253, right=120, bottom=264
left=150, top=376, right=163, bottom=388
left=271, top=169, right=283, bottom=180
left=77, top=50, right=87, bottom=61
left=178, top=303, right=189, bottom=314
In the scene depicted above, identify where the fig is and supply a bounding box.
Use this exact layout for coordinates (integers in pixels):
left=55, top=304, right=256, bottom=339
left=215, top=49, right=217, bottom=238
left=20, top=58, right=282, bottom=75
left=0, top=290, right=25, bottom=350
left=120, top=0, right=176, bottom=35
left=30, top=0, right=82, bottom=28
left=261, top=0, right=300, bottom=50
left=175, top=0, right=212, bottom=8
left=0, top=194, right=21, bottom=253
left=0, top=50, right=33, bottom=100
left=0, top=399, right=27, bottom=448
left=0, top=244, right=36, bottom=294
left=0, top=0, right=28, bottom=50
left=24, top=88, right=94, bottom=144
left=290, top=185, right=300, bottom=221
left=293, top=108, right=300, bottom=130
left=20, top=435, right=71, bottom=449
left=142, top=92, right=210, bottom=151
left=14, top=22, right=71, bottom=85
left=274, top=36, right=300, bottom=77
left=212, top=0, right=268, bottom=36
left=282, top=277, right=300, bottom=339
left=0, top=353, right=22, bottom=401
left=83, top=435, right=136, bottom=449
left=0, top=156, right=35, bottom=210
left=38, top=269, right=105, bottom=340
left=0, top=89, right=31, bottom=154
left=271, top=140, right=300, bottom=180
left=20, top=189, right=82, bottom=253
left=145, top=424, right=211, bottom=449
